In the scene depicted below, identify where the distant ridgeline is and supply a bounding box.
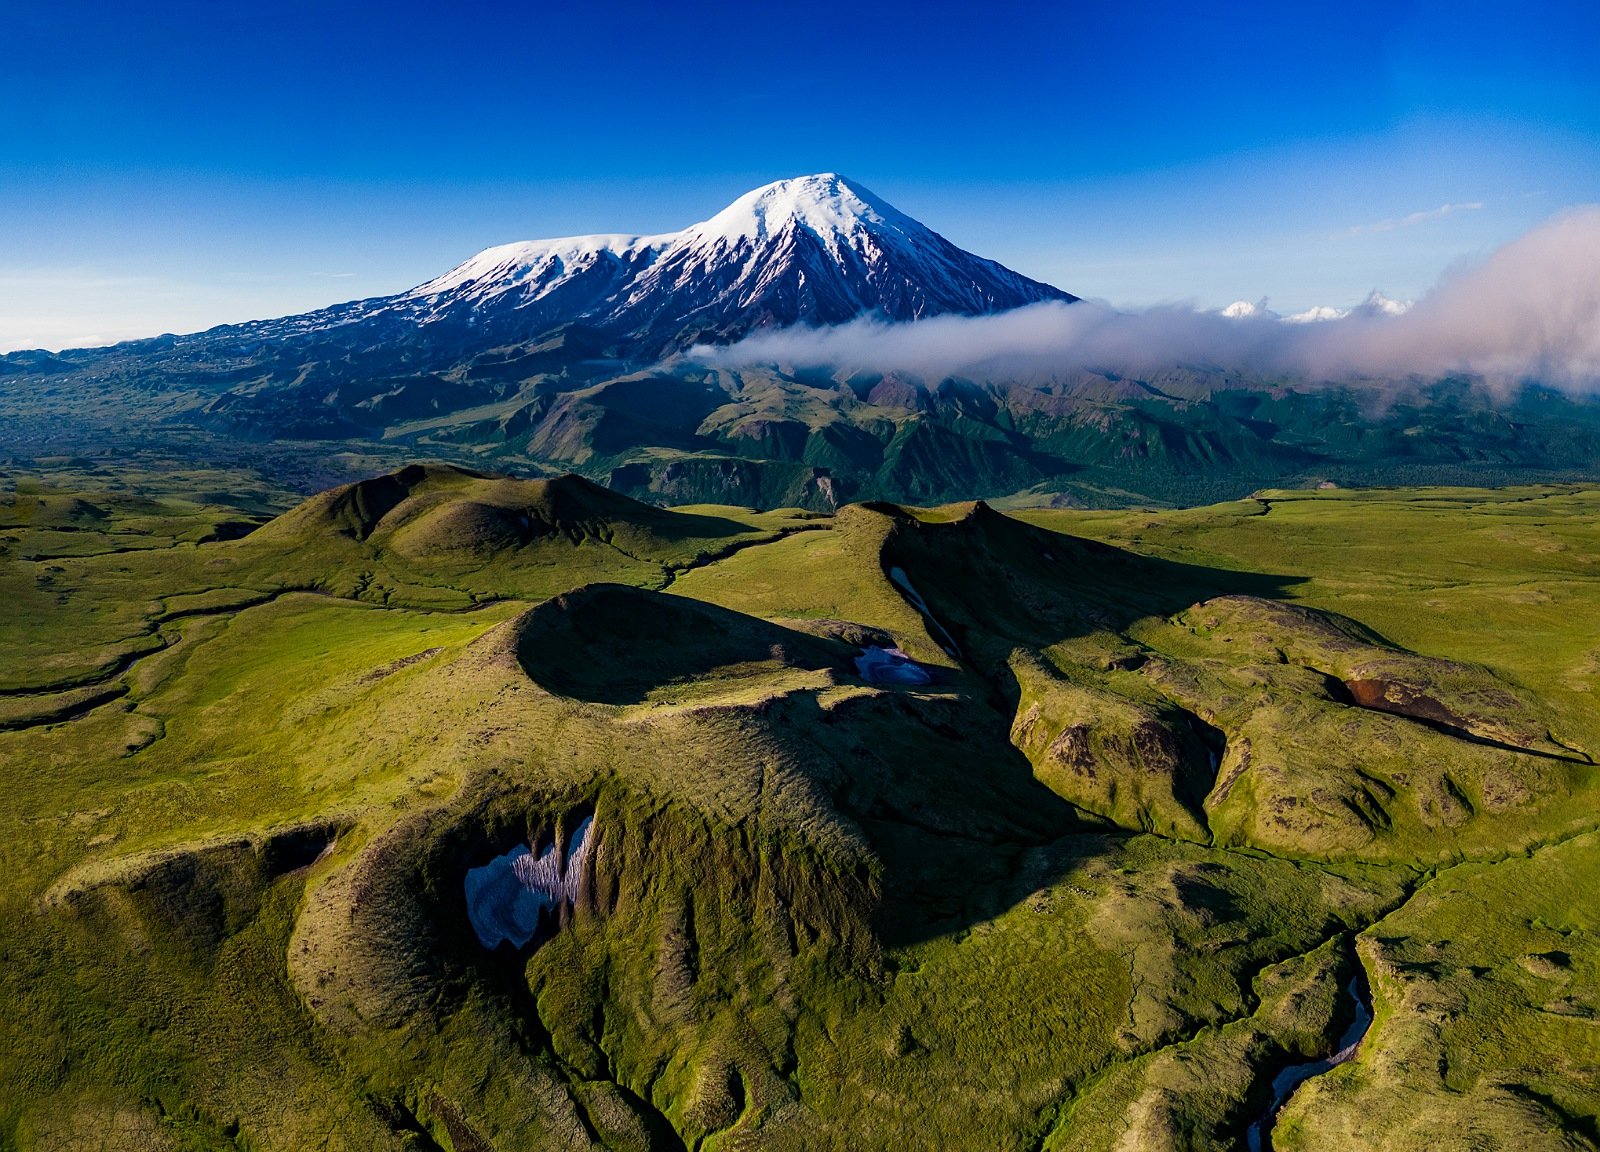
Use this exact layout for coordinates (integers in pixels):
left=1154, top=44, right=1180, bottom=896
left=5, top=174, right=1599, bottom=508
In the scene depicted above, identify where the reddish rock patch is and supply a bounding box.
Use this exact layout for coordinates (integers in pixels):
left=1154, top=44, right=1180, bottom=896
left=1343, top=678, right=1469, bottom=729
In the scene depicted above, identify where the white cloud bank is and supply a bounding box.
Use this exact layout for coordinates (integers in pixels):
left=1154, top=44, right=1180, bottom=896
left=695, top=206, right=1600, bottom=392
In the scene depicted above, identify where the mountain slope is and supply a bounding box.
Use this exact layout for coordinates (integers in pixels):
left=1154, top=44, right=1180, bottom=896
left=26, top=174, right=1071, bottom=377
left=601, top=173, right=1076, bottom=350
left=0, top=173, right=1081, bottom=456
left=266, top=173, right=1073, bottom=352
left=6, top=177, right=1599, bottom=511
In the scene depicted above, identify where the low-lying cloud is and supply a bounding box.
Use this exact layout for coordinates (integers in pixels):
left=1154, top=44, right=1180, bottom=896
left=694, top=206, right=1600, bottom=392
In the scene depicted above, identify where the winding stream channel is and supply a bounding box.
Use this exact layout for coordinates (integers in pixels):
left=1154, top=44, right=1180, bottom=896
left=1244, top=960, right=1373, bottom=1152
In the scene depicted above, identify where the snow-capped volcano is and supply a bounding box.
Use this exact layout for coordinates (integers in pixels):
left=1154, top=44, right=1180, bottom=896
left=11, top=174, right=1076, bottom=440
left=385, top=173, right=1074, bottom=353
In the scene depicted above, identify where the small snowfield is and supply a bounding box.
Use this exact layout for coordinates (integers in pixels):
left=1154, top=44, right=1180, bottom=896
left=465, top=817, right=593, bottom=950
left=854, top=645, right=932, bottom=686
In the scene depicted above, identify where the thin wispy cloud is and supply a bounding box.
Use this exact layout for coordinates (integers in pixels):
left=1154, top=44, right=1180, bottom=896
left=1341, top=201, right=1484, bottom=237
left=696, top=207, right=1600, bottom=393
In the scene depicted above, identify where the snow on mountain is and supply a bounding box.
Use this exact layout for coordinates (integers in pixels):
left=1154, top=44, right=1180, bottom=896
left=211, top=174, right=1072, bottom=357
left=1284, top=305, right=1349, bottom=324
left=1283, top=292, right=1412, bottom=324
left=685, top=172, right=894, bottom=250
left=405, top=233, right=674, bottom=304
left=1353, top=290, right=1412, bottom=317
left=322, top=173, right=1072, bottom=354
left=1221, top=300, right=1273, bottom=319
left=606, top=173, right=1075, bottom=348
left=1220, top=291, right=1410, bottom=325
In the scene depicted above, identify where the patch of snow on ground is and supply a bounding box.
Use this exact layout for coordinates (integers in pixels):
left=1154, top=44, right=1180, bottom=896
left=855, top=645, right=932, bottom=685
left=887, top=566, right=962, bottom=659
left=465, top=816, right=593, bottom=950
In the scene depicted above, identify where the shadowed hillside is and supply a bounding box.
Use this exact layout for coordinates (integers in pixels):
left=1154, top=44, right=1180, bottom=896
left=1, top=467, right=1598, bottom=1150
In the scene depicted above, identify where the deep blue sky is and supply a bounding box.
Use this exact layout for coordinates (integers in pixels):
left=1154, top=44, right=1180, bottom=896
left=3, top=0, right=1597, bottom=349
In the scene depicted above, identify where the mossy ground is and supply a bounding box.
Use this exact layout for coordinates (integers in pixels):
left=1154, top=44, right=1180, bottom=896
left=1, top=469, right=1597, bottom=1150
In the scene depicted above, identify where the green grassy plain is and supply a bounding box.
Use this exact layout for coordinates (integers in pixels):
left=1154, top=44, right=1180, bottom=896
left=1, top=467, right=1596, bottom=1150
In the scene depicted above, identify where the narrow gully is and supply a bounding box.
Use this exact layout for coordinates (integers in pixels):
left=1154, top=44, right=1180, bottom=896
left=1244, top=956, right=1374, bottom=1152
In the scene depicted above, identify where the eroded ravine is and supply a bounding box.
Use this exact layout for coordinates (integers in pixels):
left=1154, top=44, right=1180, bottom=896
left=1244, top=956, right=1374, bottom=1151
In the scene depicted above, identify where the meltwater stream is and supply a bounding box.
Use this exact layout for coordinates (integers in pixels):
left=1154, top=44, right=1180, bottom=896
left=1244, top=961, right=1373, bottom=1152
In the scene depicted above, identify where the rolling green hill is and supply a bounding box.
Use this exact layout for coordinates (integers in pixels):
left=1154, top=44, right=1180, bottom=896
left=1, top=464, right=1597, bottom=1150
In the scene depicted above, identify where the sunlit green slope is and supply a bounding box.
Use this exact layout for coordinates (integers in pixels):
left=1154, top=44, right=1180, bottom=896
left=1, top=468, right=1596, bottom=1151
